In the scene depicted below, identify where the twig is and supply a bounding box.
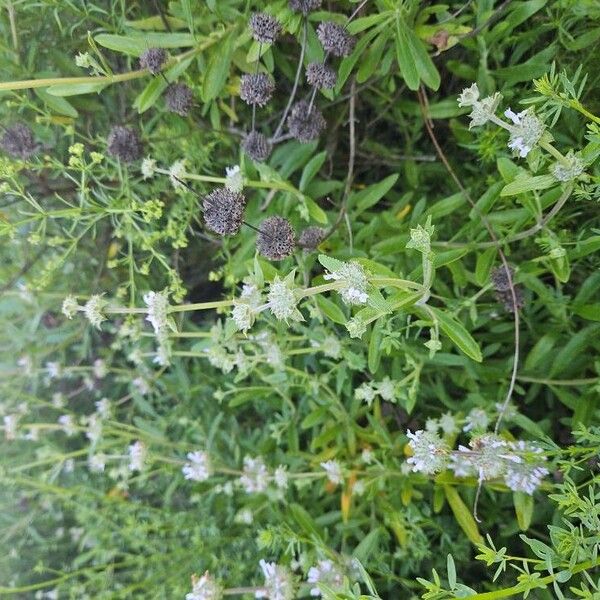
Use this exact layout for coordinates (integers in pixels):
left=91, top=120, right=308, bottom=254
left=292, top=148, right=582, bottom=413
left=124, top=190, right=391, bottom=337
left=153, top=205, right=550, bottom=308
left=461, top=0, right=512, bottom=39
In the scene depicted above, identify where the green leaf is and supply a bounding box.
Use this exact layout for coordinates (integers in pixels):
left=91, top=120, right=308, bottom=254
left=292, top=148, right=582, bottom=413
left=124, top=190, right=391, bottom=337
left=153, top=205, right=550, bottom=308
left=351, top=174, right=398, bottom=215
left=289, top=503, right=323, bottom=541
left=475, top=248, right=497, bottom=286
left=299, top=151, right=327, bottom=192
left=368, top=319, right=383, bottom=374
left=427, top=306, right=483, bottom=362
left=203, top=32, right=235, bottom=102
left=304, top=196, right=328, bottom=224
left=514, top=492, right=534, bottom=531
left=46, top=82, right=108, bottom=96
left=395, top=18, right=440, bottom=91
left=444, top=486, right=483, bottom=545
left=318, top=254, right=345, bottom=274
left=353, top=528, right=383, bottom=563
left=447, top=554, right=457, bottom=590
left=315, top=295, right=346, bottom=325
left=34, top=88, right=77, bottom=118
left=94, top=33, right=196, bottom=55
left=500, top=174, right=557, bottom=196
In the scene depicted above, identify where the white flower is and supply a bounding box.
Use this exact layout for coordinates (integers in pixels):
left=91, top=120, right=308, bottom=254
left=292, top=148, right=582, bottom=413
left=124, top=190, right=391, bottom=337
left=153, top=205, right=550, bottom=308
left=182, top=451, right=211, bottom=482
left=439, top=412, right=458, bottom=436
left=128, top=440, right=147, bottom=472
left=551, top=150, right=584, bottom=182
left=457, top=83, right=480, bottom=107
left=376, top=377, right=396, bottom=402
left=141, top=157, right=157, bottom=179
left=361, top=448, right=373, bottom=464
left=321, top=335, right=341, bottom=359
left=85, top=413, right=102, bottom=443
left=504, top=441, right=548, bottom=494
left=355, top=382, right=377, bottom=407
left=504, top=108, right=544, bottom=157
left=88, top=453, right=106, bottom=472
left=425, top=418, right=439, bottom=432
left=225, top=165, right=244, bottom=193
left=93, top=359, right=107, bottom=379
left=143, top=290, right=170, bottom=335
left=324, top=261, right=369, bottom=305
left=168, top=159, right=187, bottom=189
left=61, top=295, right=79, bottom=319
left=133, top=377, right=151, bottom=395
left=240, top=456, right=269, bottom=493
left=307, top=560, right=344, bottom=597
left=232, top=284, right=262, bottom=333
left=320, top=460, right=343, bottom=485
left=345, top=316, right=366, bottom=339
left=46, top=361, right=62, bottom=379
left=467, top=93, right=502, bottom=128
left=75, top=51, right=92, bottom=68
left=186, top=572, right=223, bottom=600
left=267, top=276, right=303, bottom=322
left=353, top=480, right=366, bottom=496
left=58, top=414, right=76, bottom=437
left=235, top=508, right=254, bottom=524
left=450, top=434, right=508, bottom=482
left=463, top=407, right=489, bottom=432
left=274, top=466, right=289, bottom=490
left=255, top=560, right=295, bottom=600
left=83, top=295, right=107, bottom=329
left=3, top=414, right=18, bottom=440
left=406, top=429, right=449, bottom=475
left=95, top=398, right=111, bottom=418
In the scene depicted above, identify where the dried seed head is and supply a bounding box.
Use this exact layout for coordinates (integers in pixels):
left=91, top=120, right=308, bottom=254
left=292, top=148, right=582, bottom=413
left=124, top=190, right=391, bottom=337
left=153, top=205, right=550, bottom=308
left=491, top=266, right=523, bottom=313
left=289, top=0, right=322, bottom=14
left=257, top=216, right=295, bottom=260
left=139, top=48, right=168, bottom=74
left=107, top=126, right=142, bottom=163
left=298, top=226, right=327, bottom=250
left=203, top=188, right=247, bottom=236
left=287, top=101, right=326, bottom=143
left=316, top=21, right=356, bottom=57
left=249, top=12, right=282, bottom=44
left=490, top=265, right=514, bottom=292
left=165, top=83, right=194, bottom=116
left=306, top=62, right=337, bottom=89
left=1, top=124, right=36, bottom=159
left=239, top=73, right=275, bottom=107
left=242, top=131, right=271, bottom=162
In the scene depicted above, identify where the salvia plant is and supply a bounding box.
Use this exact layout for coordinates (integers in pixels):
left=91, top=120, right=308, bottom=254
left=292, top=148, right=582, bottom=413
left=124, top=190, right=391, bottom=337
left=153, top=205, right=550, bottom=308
left=1, top=1, right=600, bottom=599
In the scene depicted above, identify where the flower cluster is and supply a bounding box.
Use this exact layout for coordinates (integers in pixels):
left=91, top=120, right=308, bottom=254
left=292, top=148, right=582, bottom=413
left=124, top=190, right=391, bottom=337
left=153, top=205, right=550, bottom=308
left=323, top=260, right=370, bottom=305
left=355, top=377, right=399, bottom=406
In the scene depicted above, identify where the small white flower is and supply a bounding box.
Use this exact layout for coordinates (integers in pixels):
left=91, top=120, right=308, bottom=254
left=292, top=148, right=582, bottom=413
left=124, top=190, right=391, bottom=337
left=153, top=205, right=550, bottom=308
left=324, top=261, right=369, bottom=305
left=376, top=377, right=396, bottom=402
left=504, top=441, right=548, bottom=494
left=85, top=413, right=102, bottom=443
left=141, top=157, right=157, bottom=179
left=504, top=108, right=544, bottom=158
left=128, top=440, right=147, bottom=472
left=235, top=508, right=254, bottom=524
left=320, top=460, right=343, bottom=485
left=143, top=290, right=170, bottom=336
left=18, top=355, right=33, bottom=375
left=95, top=398, right=111, bottom=418
left=320, top=335, right=341, bottom=359
left=463, top=407, right=489, bottom=432
left=168, top=159, right=187, bottom=189
left=133, top=377, right=151, bottom=395
left=46, top=361, right=62, bottom=379
left=61, top=295, right=79, bottom=319
left=88, top=453, right=106, bottom=472
left=83, top=294, right=107, bottom=329
left=255, top=560, right=295, bottom=600
left=406, top=429, right=449, bottom=475
left=439, top=412, right=458, bottom=436
left=467, top=93, right=502, bottom=128
left=450, top=434, right=508, bottom=482
left=345, top=316, right=366, bottom=339
left=186, top=572, right=223, bottom=600
left=3, top=414, right=18, bottom=440
left=353, top=480, right=366, bottom=496
left=182, top=451, right=211, bottom=482
left=267, top=276, right=303, bottom=322
left=355, top=382, right=377, bottom=407
left=93, top=359, right=107, bottom=379
left=551, top=150, right=584, bottom=182
left=225, top=165, right=244, bottom=193
left=58, top=414, right=76, bottom=437
left=425, top=418, right=439, bottom=432
left=274, top=466, right=289, bottom=490
left=457, top=83, right=480, bottom=107
left=307, top=560, right=344, bottom=597
left=361, top=448, right=373, bottom=464
left=240, top=456, right=269, bottom=493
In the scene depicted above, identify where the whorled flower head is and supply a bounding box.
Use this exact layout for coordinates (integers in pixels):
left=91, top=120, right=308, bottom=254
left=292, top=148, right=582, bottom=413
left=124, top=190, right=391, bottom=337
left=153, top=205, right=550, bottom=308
left=203, top=188, right=247, bottom=236
left=320, top=459, right=343, bottom=485
left=287, top=101, right=326, bottom=143
left=182, top=451, right=212, bottom=482
left=239, top=455, right=269, bottom=493
left=463, top=408, right=489, bottom=432
left=1, top=124, right=37, bottom=159
left=168, top=159, right=187, bottom=189
left=225, top=165, right=244, bottom=193
left=267, top=275, right=303, bottom=322
left=107, top=126, right=143, bottom=163
left=551, top=150, right=584, bottom=182
left=490, top=266, right=524, bottom=313
left=406, top=429, right=450, bottom=475
left=298, top=226, right=327, bottom=251
left=256, top=560, right=295, bottom=600
left=323, top=261, right=369, bottom=305
left=289, top=0, right=322, bottom=14
left=128, top=440, right=147, bottom=472
left=141, top=157, right=157, bottom=179
left=465, top=93, right=502, bottom=128
left=240, top=73, right=275, bottom=107
left=143, top=290, right=170, bottom=335
left=307, top=560, right=344, bottom=597
left=306, top=62, right=337, bottom=90
left=139, top=48, right=168, bottom=74
left=232, top=284, right=262, bottom=333
left=316, top=21, right=356, bottom=57
left=165, top=83, right=194, bottom=116
left=457, top=83, right=480, bottom=107
left=504, top=441, right=549, bottom=495
left=249, top=12, right=282, bottom=44
left=187, top=572, right=223, bottom=600
left=346, top=316, right=367, bottom=339
left=83, top=295, right=107, bottom=329
left=62, top=295, right=79, bottom=319
left=257, top=216, right=295, bottom=260
left=505, top=108, right=544, bottom=158
left=242, top=131, right=271, bottom=162
left=451, top=434, right=509, bottom=481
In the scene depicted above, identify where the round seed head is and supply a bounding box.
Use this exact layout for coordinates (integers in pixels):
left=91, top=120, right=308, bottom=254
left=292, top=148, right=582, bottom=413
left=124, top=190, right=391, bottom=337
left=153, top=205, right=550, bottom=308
left=242, top=131, right=271, bottom=162
left=1, top=124, right=36, bottom=159
left=139, top=48, right=168, bottom=74
left=317, top=21, right=356, bottom=57
left=490, top=265, right=514, bottom=292
left=107, top=126, right=142, bottom=163
left=289, top=0, right=322, bottom=14
left=257, top=216, right=296, bottom=260
left=165, top=83, right=194, bottom=116
left=287, top=101, right=326, bottom=143
left=239, top=73, right=275, bottom=107
left=298, top=226, right=327, bottom=250
left=203, top=188, right=247, bottom=236
left=306, top=62, right=337, bottom=90
left=249, top=12, right=282, bottom=44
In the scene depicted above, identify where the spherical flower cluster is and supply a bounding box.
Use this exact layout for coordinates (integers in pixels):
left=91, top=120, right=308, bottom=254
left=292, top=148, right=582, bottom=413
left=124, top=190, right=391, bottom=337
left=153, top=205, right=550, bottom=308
left=406, top=429, right=450, bottom=475
left=88, top=453, right=106, bottom=472
left=168, top=159, right=187, bottom=189
left=274, top=466, right=289, bottom=490
left=323, top=261, right=369, bottom=305
left=143, top=290, right=170, bottom=336
left=186, top=572, right=223, bottom=600
left=463, top=408, right=489, bottom=432
left=257, top=216, right=295, bottom=260
left=504, top=442, right=549, bottom=494
left=457, top=83, right=502, bottom=129
left=267, top=276, right=302, bottom=322
left=61, top=295, right=79, bottom=319
left=242, top=131, right=271, bottom=162
left=256, top=560, right=295, bottom=600
left=240, top=456, right=269, bottom=493
left=232, top=284, right=262, bottom=333
left=307, top=560, right=344, bottom=597
left=249, top=12, right=282, bottom=44
left=141, top=157, right=157, bottom=179
left=83, top=294, right=107, bottom=329
left=306, top=62, right=337, bottom=90
left=298, top=226, right=327, bottom=250
left=182, top=451, right=212, bottom=482
left=1, top=124, right=37, bottom=159
left=287, top=101, right=326, bottom=143
left=289, top=0, right=322, bottom=14
left=203, top=188, right=247, bottom=236
left=165, top=83, right=194, bottom=116
left=317, top=21, right=356, bottom=57
left=58, top=414, right=76, bottom=436
left=504, top=108, right=544, bottom=157
left=107, top=126, right=143, bottom=163
left=320, top=459, right=343, bottom=485
left=128, top=440, right=147, bottom=472
left=551, top=150, right=584, bottom=182
left=139, top=47, right=167, bottom=74
left=240, top=73, right=275, bottom=107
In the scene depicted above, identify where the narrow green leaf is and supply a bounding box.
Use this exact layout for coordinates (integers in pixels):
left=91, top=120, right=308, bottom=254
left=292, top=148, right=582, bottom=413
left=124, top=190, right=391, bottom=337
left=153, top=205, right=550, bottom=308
left=94, top=33, right=196, bottom=56
left=500, top=174, right=557, bottom=196
left=351, top=174, right=398, bottom=215
left=427, top=306, right=483, bottom=362
left=513, top=492, right=534, bottom=531
left=444, top=486, right=483, bottom=545
left=203, top=32, right=234, bottom=102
